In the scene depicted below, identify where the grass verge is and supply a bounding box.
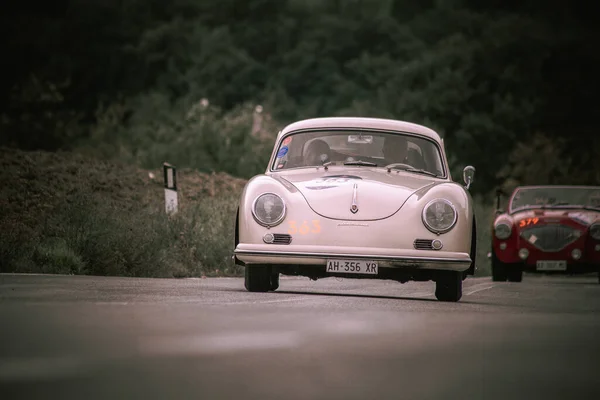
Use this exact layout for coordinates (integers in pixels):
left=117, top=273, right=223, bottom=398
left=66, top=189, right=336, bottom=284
left=0, top=147, right=244, bottom=277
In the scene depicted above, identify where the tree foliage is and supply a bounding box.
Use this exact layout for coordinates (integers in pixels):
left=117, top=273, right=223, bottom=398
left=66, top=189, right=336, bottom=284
left=1, top=0, right=598, bottom=194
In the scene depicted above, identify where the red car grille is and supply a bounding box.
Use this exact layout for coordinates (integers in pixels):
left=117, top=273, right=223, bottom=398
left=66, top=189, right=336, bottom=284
left=520, top=224, right=580, bottom=252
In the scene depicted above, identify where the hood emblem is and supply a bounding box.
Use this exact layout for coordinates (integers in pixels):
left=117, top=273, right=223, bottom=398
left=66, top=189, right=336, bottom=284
left=350, top=183, right=359, bottom=213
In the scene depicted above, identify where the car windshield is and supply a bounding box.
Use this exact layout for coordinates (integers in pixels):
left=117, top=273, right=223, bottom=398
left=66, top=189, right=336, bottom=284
left=510, top=186, right=600, bottom=212
left=271, top=130, right=445, bottom=177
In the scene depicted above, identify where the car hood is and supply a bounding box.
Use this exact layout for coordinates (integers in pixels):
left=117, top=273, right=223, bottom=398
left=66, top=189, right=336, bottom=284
left=278, top=169, right=439, bottom=220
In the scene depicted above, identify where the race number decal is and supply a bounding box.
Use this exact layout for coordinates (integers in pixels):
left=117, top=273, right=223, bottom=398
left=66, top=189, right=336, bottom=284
left=288, top=220, right=321, bottom=235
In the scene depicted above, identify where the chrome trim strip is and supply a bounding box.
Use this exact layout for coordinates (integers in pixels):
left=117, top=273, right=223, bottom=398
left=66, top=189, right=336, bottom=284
left=350, top=183, right=359, bottom=213
left=233, top=249, right=471, bottom=264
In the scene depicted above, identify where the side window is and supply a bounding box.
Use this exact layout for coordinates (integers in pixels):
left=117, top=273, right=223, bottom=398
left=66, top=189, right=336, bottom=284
left=273, top=135, right=295, bottom=169
left=588, top=191, right=600, bottom=207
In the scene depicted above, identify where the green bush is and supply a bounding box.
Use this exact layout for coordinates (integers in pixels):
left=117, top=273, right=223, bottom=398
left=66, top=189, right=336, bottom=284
left=473, top=194, right=495, bottom=276
left=0, top=220, right=37, bottom=273
left=83, top=96, right=277, bottom=180
left=32, top=238, right=86, bottom=275
left=3, top=191, right=242, bottom=278
left=162, top=196, right=241, bottom=277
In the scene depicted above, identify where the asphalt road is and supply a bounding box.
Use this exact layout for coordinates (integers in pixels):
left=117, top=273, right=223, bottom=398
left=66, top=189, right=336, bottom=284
left=1, top=273, right=599, bottom=400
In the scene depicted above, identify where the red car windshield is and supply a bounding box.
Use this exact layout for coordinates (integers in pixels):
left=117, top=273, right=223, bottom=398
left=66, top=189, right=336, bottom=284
left=510, top=186, right=600, bottom=212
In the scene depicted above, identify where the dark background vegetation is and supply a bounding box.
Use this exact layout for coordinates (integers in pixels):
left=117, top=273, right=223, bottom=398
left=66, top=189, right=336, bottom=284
left=1, top=0, right=598, bottom=276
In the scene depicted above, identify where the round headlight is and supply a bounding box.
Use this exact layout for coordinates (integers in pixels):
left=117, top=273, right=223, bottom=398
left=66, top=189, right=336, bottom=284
left=252, top=193, right=286, bottom=227
left=590, top=223, right=600, bottom=240
left=422, top=199, right=457, bottom=234
left=494, top=221, right=512, bottom=240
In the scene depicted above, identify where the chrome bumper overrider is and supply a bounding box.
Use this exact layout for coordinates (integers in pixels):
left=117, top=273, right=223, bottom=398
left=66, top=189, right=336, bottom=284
left=234, top=244, right=471, bottom=271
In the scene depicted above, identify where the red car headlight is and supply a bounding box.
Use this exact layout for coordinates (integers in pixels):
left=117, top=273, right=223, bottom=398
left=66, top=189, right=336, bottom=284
left=494, top=221, right=512, bottom=240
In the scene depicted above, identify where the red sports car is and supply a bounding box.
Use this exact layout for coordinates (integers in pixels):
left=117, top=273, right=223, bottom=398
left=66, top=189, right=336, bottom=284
left=491, top=185, right=600, bottom=283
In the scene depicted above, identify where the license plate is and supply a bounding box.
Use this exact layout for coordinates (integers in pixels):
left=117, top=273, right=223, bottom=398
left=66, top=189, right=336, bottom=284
left=536, top=260, right=567, bottom=271
left=326, top=260, right=378, bottom=274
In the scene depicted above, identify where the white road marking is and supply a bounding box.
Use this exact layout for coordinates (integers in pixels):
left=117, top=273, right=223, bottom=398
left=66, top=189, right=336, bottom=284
left=138, top=332, right=302, bottom=356
left=320, top=319, right=391, bottom=335
left=222, top=296, right=317, bottom=305
left=465, top=284, right=496, bottom=296
left=407, top=291, right=434, bottom=298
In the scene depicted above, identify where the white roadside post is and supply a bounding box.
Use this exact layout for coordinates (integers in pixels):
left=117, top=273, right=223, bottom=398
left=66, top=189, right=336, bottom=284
left=163, top=162, right=178, bottom=215
left=251, top=104, right=263, bottom=137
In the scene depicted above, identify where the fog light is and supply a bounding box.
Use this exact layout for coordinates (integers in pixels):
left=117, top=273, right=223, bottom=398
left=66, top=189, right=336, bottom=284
left=432, top=239, right=443, bottom=250
left=571, top=249, right=582, bottom=260
left=518, top=248, right=529, bottom=260
left=595, top=244, right=600, bottom=252
left=499, top=242, right=507, bottom=250
left=263, top=233, right=274, bottom=244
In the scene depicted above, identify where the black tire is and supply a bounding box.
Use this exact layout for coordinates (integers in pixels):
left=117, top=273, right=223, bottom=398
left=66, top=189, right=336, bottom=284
left=270, top=271, right=280, bottom=291
left=491, top=249, right=508, bottom=282
left=244, top=265, right=272, bottom=292
left=435, top=271, right=463, bottom=302
left=465, top=219, right=477, bottom=279
left=507, top=268, right=523, bottom=282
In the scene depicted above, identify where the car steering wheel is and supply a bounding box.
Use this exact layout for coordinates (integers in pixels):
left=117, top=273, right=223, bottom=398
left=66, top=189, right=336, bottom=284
left=384, top=163, right=412, bottom=171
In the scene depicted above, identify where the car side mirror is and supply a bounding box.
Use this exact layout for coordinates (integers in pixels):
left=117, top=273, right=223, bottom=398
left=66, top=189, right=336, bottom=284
left=463, top=165, right=475, bottom=190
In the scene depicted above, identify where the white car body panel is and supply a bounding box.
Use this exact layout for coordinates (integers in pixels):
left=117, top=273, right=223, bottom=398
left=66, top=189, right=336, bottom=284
left=234, top=117, right=475, bottom=275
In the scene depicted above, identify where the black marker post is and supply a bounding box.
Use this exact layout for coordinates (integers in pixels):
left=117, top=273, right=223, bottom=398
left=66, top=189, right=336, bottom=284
left=163, top=162, right=178, bottom=215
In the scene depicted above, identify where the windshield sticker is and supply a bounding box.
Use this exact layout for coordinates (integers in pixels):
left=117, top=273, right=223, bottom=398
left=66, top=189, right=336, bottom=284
left=277, top=146, right=289, bottom=158
left=348, top=134, right=373, bottom=144
left=282, top=137, right=292, bottom=146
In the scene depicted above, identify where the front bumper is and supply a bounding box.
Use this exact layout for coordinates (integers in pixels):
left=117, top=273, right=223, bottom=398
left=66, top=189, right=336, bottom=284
left=234, top=244, right=471, bottom=272
left=522, top=262, right=599, bottom=274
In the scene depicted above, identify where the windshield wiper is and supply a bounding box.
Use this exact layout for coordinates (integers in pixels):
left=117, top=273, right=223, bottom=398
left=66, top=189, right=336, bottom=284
left=321, top=161, right=334, bottom=170
left=385, top=163, right=440, bottom=177
left=404, top=167, right=440, bottom=177
left=344, top=160, right=377, bottom=167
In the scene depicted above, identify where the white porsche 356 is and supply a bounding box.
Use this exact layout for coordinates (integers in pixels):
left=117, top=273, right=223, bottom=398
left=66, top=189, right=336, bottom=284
left=233, top=117, right=477, bottom=301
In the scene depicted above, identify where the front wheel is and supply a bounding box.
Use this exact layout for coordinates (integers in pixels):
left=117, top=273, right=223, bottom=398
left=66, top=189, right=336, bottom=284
left=245, top=265, right=273, bottom=292
left=507, top=268, right=523, bottom=282
left=491, top=250, right=508, bottom=282
left=270, top=270, right=280, bottom=291
left=435, top=271, right=463, bottom=302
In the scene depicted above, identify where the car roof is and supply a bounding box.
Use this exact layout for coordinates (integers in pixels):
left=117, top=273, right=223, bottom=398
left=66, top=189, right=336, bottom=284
left=278, top=117, right=442, bottom=143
